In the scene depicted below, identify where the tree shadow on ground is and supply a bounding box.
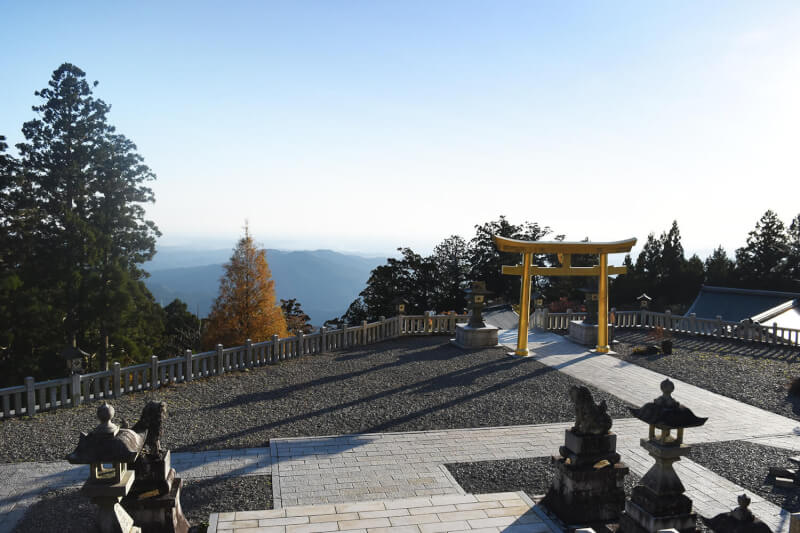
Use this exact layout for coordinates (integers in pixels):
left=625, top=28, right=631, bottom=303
left=186, top=356, right=560, bottom=451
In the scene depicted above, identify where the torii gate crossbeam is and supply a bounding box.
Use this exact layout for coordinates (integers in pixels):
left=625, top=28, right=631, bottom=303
left=493, top=236, right=637, bottom=355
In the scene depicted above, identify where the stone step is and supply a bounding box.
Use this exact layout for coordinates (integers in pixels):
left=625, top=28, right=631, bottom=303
left=788, top=456, right=800, bottom=465
left=774, top=477, right=796, bottom=488
left=208, top=491, right=559, bottom=533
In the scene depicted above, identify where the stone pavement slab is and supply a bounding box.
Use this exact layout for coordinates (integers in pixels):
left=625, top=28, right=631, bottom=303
left=209, top=491, right=557, bottom=533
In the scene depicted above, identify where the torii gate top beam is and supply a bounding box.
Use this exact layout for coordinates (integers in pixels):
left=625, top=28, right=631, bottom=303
left=493, top=236, right=637, bottom=255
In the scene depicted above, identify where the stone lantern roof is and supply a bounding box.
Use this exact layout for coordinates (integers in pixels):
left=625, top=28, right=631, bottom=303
left=629, top=379, right=707, bottom=429
left=67, top=402, right=144, bottom=465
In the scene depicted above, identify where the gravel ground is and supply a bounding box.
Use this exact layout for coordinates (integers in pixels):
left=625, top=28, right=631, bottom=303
left=446, top=457, right=709, bottom=530
left=0, top=336, right=633, bottom=463
left=445, top=456, right=640, bottom=499
left=690, top=440, right=800, bottom=512
left=610, top=330, right=800, bottom=420
left=12, top=475, right=271, bottom=533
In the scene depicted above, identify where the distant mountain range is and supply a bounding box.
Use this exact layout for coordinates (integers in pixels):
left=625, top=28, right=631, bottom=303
left=143, top=247, right=385, bottom=325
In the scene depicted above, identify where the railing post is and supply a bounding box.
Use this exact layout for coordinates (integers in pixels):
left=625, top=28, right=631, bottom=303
left=716, top=315, right=723, bottom=338
left=185, top=349, right=193, bottom=382
left=379, top=316, right=386, bottom=340
left=689, top=313, right=697, bottom=334
left=271, top=334, right=279, bottom=363
left=112, top=362, right=121, bottom=398
left=71, top=373, right=82, bottom=407
left=320, top=326, right=327, bottom=354
left=25, top=376, right=36, bottom=417
left=297, top=332, right=304, bottom=356
left=246, top=339, right=253, bottom=367
left=342, top=324, right=348, bottom=348
left=664, top=310, right=672, bottom=332
left=150, top=355, right=159, bottom=390
left=361, top=320, right=368, bottom=344
left=217, top=344, right=225, bottom=375
left=773, top=322, right=779, bottom=345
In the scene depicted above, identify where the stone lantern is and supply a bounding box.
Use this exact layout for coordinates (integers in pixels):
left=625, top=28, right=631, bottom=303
left=67, top=402, right=144, bottom=533
left=452, top=281, right=498, bottom=349
left=392, top=297, right=408, bottom=316
left=619, top=379, right=707, bottom=533
left=580, top=278, right=599, bottom=325
left=60, top=337, right=89, bottom=374
left=533, top=291, right=545, bottom=310
left=637, top=293, right=652, bottom=310
left=465, top=281, right=492, bottom=328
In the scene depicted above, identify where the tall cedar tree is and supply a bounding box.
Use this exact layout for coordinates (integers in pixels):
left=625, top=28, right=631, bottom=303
left=1, top=64, right=162, bottom=380
left=203, top=227, right=288, bottom=348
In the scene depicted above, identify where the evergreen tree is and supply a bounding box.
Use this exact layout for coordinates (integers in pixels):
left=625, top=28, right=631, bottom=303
left=1, top=64, right=163, bottom=379
left=468, top=216, right=557, bottom=302
left=161, top=299, right=201, bottom=355
left=735, top=210, right=790, bottom=289
left=281, top=299, right=313, bottom=335
left=788, top=214, right=800, bottom=281
left=704, top=246, right=735, bottom=286
left=203, top=226, right=288, bottom=348
left=430, top=235, right=470, bottom=313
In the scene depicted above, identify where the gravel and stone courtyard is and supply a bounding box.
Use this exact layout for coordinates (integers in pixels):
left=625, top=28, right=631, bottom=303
left=610, top=330, right=800, bottom=420
left=4, top=329, right=800, bottom=533
left=0, top=336, right=631, bottom=463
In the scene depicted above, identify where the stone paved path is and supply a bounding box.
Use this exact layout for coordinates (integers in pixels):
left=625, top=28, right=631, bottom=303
left=4, top=331, right=800, bottom=532
left=211, top=492, right=555, bottom=533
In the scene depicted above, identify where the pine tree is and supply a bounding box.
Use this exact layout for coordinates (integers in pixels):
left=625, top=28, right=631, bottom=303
left=704, top=246, right=735, bottom=286
left=281, top=299, right=313, bottom=335
left=735, top=210, right=790, bottom=288
left=203, top=226, right=288, bottom=348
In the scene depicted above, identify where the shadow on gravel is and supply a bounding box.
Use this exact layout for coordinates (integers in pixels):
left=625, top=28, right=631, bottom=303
left=361, top=365, right=558, bottom=433
left=616, top=330, right=800, bottom=362
left=189, top=358, right=558, bottom=452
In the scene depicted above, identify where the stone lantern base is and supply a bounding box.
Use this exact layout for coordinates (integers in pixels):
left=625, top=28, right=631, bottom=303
left=451, top=323, right=499, bottom=349
left=567, top=321, right=614, bottom=347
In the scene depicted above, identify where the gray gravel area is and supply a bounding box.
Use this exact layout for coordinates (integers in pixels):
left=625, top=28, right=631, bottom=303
left=11, top=475, right=271, bottom=533
left=0, top=336, right=633, bottom=463
left=690, top=440, right=800, bottom=512
left=610, top=330, right=800, bottom=420
left=445, top=456, right=640, bottom=500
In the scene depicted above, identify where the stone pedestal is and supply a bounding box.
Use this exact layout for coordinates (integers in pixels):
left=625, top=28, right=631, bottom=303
left=83, top=470, right=142, bottom=533
left=543, top=430, right=628, bottom=527
left=123, top=451, right=190, bottom=533
left=567, top=320, right=614, bottom=347
left=619, top=439, right=697, bottom=533
left=451, top=323, right=498, bottom=349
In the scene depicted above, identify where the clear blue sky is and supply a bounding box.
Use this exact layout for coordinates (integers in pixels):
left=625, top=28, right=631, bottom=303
left=2, top=1, right=799, bottom=259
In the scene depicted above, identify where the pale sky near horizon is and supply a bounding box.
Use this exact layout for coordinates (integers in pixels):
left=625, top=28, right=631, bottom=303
left=2, top=1, right=799, bottom=260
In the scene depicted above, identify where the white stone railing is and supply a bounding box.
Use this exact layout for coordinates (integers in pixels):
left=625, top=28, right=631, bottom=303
left=532, top=308, right=800, bottom=348
left=0, top=314, right=467, bottom=420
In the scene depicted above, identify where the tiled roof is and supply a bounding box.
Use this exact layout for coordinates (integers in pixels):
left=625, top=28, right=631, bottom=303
left=686, top=285, right=800, bottom=321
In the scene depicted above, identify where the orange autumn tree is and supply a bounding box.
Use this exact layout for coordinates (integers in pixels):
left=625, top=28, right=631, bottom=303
left=203, top=226, right=288, bottom=349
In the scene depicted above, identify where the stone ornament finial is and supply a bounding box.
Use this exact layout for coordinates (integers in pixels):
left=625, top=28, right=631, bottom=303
left=93, top=401, right=119, bottom=436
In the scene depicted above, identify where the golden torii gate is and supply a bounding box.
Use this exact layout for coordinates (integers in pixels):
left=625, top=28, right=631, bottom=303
left=493, top=236, right=637, bottom=355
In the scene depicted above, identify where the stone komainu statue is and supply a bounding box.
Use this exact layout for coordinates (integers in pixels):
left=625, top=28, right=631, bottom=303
left=570, top=385, right=612, bottom=436
left=129, top=400, right=167, bottom=457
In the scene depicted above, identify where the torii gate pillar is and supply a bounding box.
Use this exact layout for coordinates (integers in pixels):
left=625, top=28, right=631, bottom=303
left=493, top=236, right=636, bottom=355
